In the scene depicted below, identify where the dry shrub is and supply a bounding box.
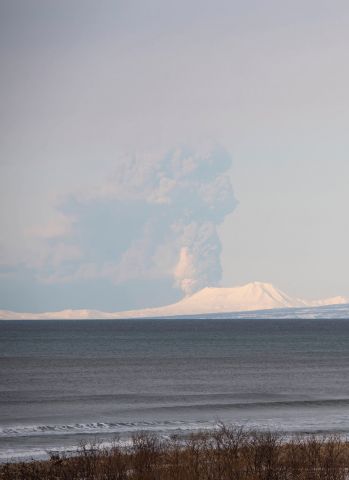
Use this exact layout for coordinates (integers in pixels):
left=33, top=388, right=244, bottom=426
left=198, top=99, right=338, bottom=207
left=1, top=426, right=349, bottom=480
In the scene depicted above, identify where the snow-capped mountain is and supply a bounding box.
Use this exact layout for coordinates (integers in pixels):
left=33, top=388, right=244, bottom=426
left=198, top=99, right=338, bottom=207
left=0, top=282, right=347, bottom=319
left=150, top=281, right=346, bottom=315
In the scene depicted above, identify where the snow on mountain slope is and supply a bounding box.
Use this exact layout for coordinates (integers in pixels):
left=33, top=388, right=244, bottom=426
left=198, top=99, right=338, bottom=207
left=169, top=282, right=303, bottom=313
left=0, top=282, right=347, bottom=319
left=0, top=309, right=116, bottom=320
left=117, top=282, right=347, bottom=317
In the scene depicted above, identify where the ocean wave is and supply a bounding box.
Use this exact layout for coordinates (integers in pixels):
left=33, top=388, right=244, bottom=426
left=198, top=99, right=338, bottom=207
left=0, top=419, right=213, bottom=439
left=1, top=397, right=349, bottom=439
left=160, top=398, right=349, bottom=411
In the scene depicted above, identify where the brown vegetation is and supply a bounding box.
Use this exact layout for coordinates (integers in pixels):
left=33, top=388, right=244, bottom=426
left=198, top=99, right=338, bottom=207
left=1, top=426, right=349, bottom=479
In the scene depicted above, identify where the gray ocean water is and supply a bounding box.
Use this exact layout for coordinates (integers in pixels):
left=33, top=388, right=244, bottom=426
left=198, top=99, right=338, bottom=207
left=1, top=319, right=349, bottom=462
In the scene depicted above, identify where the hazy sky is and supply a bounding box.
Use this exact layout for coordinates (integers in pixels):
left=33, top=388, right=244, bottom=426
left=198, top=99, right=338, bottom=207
left=1, top=0, right=349, bottom=312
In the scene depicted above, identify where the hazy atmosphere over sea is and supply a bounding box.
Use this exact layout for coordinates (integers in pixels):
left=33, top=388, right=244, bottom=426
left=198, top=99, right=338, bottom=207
left=1, top=1, right=349, bottom=313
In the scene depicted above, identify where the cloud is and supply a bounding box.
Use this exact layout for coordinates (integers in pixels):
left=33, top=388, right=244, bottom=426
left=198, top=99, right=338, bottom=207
left=28, top=145, right=237, bottom=301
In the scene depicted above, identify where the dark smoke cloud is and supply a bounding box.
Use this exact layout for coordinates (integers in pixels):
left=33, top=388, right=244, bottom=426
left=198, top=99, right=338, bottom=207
left=43, top=145, right=237, bottom=298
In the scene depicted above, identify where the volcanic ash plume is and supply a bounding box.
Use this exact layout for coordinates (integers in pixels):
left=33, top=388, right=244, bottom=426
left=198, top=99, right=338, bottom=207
left=53, top=146, right=237, bottom=298
left=110, top=145, right=237, bottom=296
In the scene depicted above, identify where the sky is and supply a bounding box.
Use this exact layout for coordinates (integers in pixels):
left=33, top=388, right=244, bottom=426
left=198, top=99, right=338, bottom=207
left=1, top=0, right=349, bottom=312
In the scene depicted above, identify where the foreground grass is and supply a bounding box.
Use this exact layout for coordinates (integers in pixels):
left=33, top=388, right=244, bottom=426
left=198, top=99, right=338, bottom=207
left=1, top=426, right=349, bottom=479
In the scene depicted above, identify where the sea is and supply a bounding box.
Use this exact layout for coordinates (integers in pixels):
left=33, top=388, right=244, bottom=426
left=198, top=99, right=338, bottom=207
left=1, top=318, right=349, bottom=462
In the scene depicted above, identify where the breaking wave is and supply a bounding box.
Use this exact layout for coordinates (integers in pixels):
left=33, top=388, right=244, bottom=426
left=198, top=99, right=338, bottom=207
left=0, top=419, right=213, bottom=439
left=2, top=398, right=349, bottom=439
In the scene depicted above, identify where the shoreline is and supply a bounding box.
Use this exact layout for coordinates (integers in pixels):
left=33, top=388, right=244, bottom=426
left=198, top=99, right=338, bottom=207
left=2, top=426, right=349, bottom=478
left=2, top=423, right=349, bottom=465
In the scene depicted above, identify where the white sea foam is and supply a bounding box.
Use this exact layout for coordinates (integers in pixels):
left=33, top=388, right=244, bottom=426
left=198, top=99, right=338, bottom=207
left=0, top=419, right=214, bottom=439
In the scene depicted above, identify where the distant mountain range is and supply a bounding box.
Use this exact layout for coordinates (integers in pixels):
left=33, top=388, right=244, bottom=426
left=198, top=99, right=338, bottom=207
left=1, top=282, right=348, bottom=320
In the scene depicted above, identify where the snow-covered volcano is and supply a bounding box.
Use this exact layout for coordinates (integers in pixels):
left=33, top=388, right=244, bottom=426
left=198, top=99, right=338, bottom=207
left=0, top=282, right=347, bottom=319
left=119, top=281, right=347, bottom=318
left=162, top=281, right=345, bottom=313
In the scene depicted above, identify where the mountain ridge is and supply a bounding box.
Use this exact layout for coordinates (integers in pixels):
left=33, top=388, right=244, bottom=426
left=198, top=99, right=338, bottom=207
left=0, top=282, right=347, bottom=320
